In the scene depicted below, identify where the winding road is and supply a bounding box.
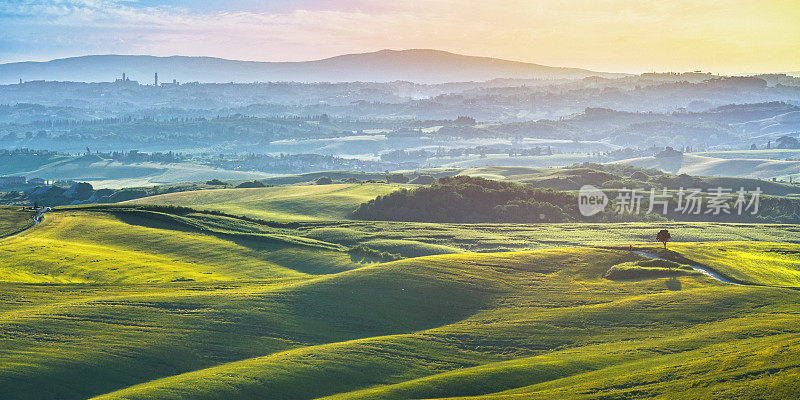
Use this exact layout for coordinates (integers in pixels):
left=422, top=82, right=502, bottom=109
left=633, top=250, right=742, bottom=285
left=32, top=207, right=51, bottom=225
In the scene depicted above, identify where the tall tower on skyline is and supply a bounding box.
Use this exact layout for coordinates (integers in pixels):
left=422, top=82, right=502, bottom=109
left=154, top=72, right=158, bottom=86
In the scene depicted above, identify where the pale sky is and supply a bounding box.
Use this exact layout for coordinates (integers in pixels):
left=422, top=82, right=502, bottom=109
left=1, top=0, right=798, bottom=73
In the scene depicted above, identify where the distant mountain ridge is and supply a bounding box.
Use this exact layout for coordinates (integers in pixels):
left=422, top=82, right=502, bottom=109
left=0, top=49, right=625, bottom=84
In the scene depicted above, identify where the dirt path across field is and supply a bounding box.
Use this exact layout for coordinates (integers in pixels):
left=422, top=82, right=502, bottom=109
left=633, top=250, right=743, bottom=285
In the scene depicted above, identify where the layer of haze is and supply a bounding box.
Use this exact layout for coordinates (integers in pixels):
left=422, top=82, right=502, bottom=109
left=0, top=0, right=798, bottom=73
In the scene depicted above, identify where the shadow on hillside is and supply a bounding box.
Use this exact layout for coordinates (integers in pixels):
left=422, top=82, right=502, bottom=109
left=666, top=277, right=682, bottom=290
left=113, top=210, right=199, bottom=233
left=111, top=209, right=359, bottom=275
left=349, top=253, right=382, bottom=264
left=653, top=155, right=684, bottom=174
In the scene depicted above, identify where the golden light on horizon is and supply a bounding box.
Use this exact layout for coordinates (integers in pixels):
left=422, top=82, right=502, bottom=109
left=2, top=0, right=798, bottom=73
left=370, top=0, right=800, bottom=74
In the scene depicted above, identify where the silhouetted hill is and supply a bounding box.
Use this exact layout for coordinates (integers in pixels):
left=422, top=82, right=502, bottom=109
left=0, top=49, right=625, bottom=84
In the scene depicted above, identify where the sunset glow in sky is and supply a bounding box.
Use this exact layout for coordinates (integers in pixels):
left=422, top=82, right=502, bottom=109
left=1, top=0, right=798, bottom=73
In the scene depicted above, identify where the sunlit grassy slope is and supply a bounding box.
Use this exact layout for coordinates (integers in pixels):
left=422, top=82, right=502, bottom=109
left=0, top=206, right=35, bottom=237
left=119, top=181, right=800, bottom=256
left=3, top=188, right=800, bottom=399
left=1, top=206, right=800, bottom=400
left=0, top=210, right=365, bottom=283
left=0, top=242, right=795, bottom=400
left=125, top=183, right=405, bottom=221
left=119, top=180, right=800, bottom=253
left=300, top=221, right=800, bottom=254
left=669, top=241, right=800, bottom=287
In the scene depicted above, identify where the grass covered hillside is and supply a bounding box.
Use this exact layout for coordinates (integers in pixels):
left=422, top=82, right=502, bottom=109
left=0, top=222, right=800, bottom=399
left=669, top=242, right=800, bottom=287
left=613, top=153, right=800, bottom=180
left=0, top=206, right=35, bottom=238
left=1, top=183, right=799, bottom=399
left=2, top=212, right=800, bottom=400
left=0, top=206, right=390, bottom=283
left=126, top=183, right=405, bottom=222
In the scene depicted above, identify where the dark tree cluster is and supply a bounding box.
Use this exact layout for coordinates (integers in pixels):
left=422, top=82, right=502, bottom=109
left=351, top=175, right=578, bottom=223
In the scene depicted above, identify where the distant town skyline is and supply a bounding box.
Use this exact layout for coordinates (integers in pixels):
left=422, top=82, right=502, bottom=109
left=1, top=0, right=798, bottom=74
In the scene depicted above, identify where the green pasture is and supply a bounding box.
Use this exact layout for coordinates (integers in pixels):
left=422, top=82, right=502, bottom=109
left=0, top=210, right=367, bottom=283
left=0, top=239, right=796, bottom=399
left=0, top=206, right=35, bottom=238
left=125, top=183, right=406, bottom=222
left=0, top=185, right=799, bottom=399
left=670, top=241, right=800, bottom=288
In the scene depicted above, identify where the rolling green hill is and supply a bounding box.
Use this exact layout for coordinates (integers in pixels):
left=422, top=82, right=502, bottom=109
left=2, top=186, right=799, bottom=399
left=1, top=221, right=799, bottom=399
left=693, top=149, right=800, bottom=161
left=119, top=180, right=800, bottom=254
left=0, top=152, right=73, bottom=175
left=0, top=153, right=270, bottom=189
left=0, top=206, right=35, bottom=238
left=0, top=208, right=377, bottom=283
left=125, top=183, right=406, bottom=222
left=613, top=153, right=800, bottom=180
left=669, top=241, right=800, bottom=287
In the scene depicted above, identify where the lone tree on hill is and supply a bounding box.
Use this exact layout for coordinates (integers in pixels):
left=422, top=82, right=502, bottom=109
left=657, top=229, right=671, bottom=249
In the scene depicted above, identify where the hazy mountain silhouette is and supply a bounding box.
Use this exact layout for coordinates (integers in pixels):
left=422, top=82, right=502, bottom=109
left=0, top=49, right=625, bottom=84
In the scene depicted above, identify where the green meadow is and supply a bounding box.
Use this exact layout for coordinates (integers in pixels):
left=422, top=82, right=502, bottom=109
left=1, top=183, right=799, bottom=399
left=669, top=242, right=800, bottom=288
left=125, top=183, right=406, bottom=222
left=0, top=206, right=35, bottom=238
